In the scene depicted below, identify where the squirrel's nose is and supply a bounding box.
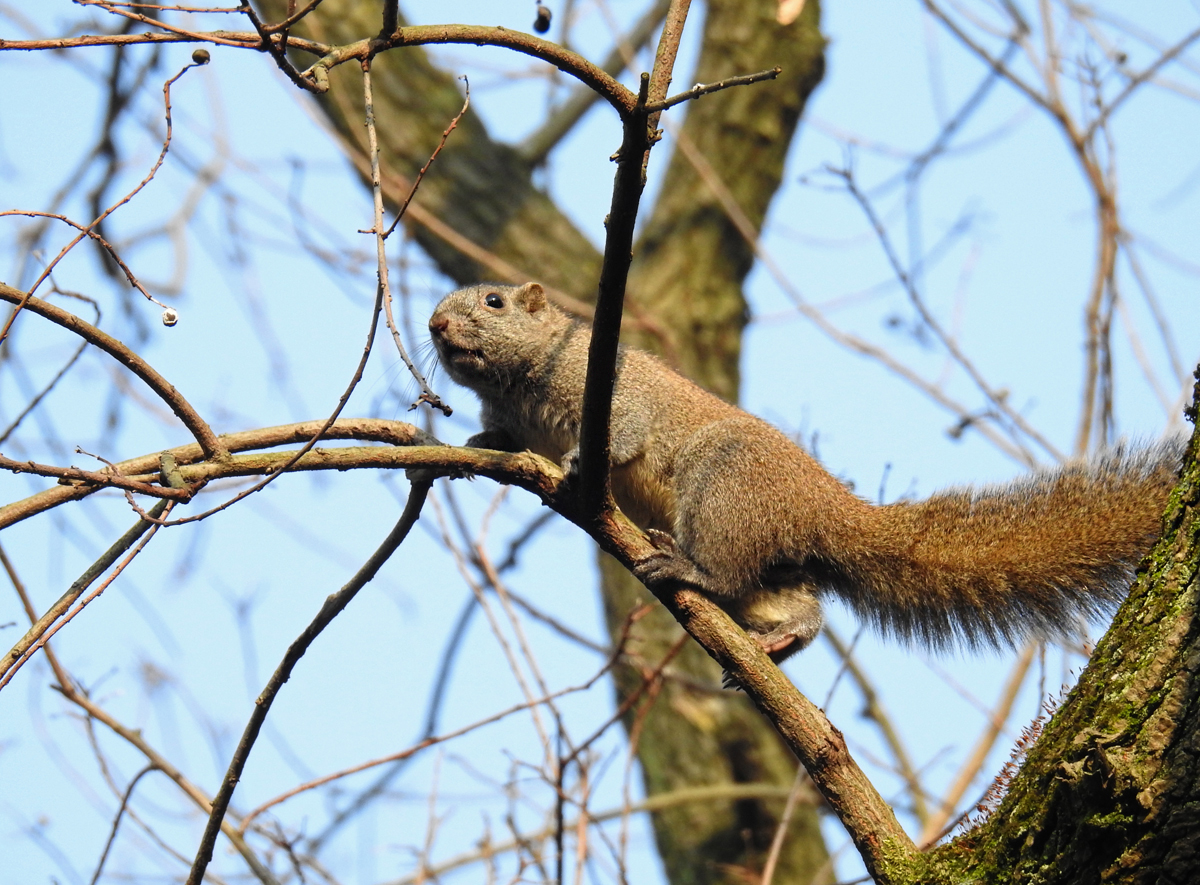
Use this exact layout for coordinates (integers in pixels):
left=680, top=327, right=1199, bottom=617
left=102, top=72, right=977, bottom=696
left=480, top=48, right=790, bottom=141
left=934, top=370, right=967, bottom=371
left=429, top=315, right=449, bottom=334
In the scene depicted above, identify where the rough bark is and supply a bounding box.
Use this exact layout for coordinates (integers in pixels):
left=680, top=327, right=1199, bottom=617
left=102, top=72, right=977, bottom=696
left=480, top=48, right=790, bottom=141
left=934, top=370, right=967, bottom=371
left=918, top=376, right=1200, bottom=883
left=255, top=1, right=830, bottom=881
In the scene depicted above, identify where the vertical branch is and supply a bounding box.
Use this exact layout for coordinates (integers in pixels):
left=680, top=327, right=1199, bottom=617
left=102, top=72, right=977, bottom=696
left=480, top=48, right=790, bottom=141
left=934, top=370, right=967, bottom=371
left=364, top=55, right=457, bottom=414
left=575, top=78, right=652, bottom=519
left=646, top=0, right=693, bottom=126
left=1072, top=118, right=1121, bottom=454
left=381, top=0, right=398, bottom=36
left=576, top=0, right=691, bottom=519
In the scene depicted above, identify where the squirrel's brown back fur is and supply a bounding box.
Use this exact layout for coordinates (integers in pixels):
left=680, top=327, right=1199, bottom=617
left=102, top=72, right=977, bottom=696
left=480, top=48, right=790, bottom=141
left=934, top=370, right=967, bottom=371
left=430, top=282, right=1183, bottom=665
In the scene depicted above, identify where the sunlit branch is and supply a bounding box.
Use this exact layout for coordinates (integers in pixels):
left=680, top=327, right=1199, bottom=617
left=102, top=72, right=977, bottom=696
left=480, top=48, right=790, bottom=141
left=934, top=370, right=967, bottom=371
left=645, top=65, right=782, bottom=113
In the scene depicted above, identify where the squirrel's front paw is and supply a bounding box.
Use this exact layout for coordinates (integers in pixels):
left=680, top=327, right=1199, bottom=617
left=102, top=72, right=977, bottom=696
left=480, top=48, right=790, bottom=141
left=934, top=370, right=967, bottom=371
left=466, top=430, right=517, bottom=451
left=559, top=446, right=581, bottom=481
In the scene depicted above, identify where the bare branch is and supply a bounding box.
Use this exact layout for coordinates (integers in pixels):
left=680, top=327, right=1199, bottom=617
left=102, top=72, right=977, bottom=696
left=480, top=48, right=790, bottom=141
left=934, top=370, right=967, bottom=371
left=0, top=28, right=322, bottom=52
left=1, top=499, right=172, bottom=690
left=518, top=0, right=673, bottom=164
left=238, top=664, right=613, bottom=835
left=0, top=284, right=225, bottom=459
left=88, top=764, right=159, bottom=885
left=2, top=59, right=203, bottom=340
left=645, top=65, right=782, bottom=113
left=0, top=418, right=440, bottom=530
left=185, top=476, right=433, bottom=885
left=236, top=0, right=320, bottom=93
left=917, top=642, right=1035, bottom=846
left=302, top=25, right=636, bottom=114
left=1083, top=23, right=1200, bottom=141
left=836, top=166, right=1065, bottom=462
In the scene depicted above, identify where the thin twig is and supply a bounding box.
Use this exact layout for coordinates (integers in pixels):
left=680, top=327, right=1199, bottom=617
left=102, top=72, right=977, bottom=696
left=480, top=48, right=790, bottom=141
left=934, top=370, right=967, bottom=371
left=0, top=501, right=172, bottom=691
left=645, top=66, right=782, bottom=113
left=89, top=765, right=159, bottom=885
left=1083, top=24, right=1200, bottom=140
left=258, top=0, right=326, bottom=34
left=666, top=124, right=1035, bottom=464
left=823, top=625, right=928, bottom=826
left=2, top=275, right=225, bottom=461
left=388, top=782, right=802, bottom=885
left=836, top=166, right=1064, bottom=462
left=0, top=211, right=168, bottom=312
left=2, top=59, right=204, bottom=341
left=381, top=79, right=469, bottom=240
left=759, top=765, right=808, bottom=885
left=0, top=454, right=194, bottom=499
left=0, top=417, right=440, bottom=530
left=237, top=0, right=319, bottom=93
left=0, top=28, right=324, bottom=52
left=239, top=666, right=611, bottom=834
left=365, top=60, right=465, bottom=414
left=0, top=304, right=92, bottom=446
left=185, top=477, right=432, bottom=885
left=518, top=0, right=672, bottom=164
left=917, top=642, right=1036, bottom=846
left=1, top=499, right=171, bottom=686
left=428, top=493, right=552, bottom=753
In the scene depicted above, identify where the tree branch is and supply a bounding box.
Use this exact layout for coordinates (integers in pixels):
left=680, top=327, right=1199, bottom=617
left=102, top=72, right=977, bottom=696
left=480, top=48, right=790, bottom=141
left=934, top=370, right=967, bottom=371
left=645, top=65, right=782, bottom=113
left=2, top=284, right=224, bottom=460
left=302, top=24, right=636, bottom=113
left=185, top=475, right=433, bottom=885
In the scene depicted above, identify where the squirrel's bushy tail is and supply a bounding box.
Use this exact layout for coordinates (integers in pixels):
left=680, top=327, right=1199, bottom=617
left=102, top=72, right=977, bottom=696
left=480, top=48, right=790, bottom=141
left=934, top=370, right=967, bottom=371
left=834, top=439, right=1186, bottom=648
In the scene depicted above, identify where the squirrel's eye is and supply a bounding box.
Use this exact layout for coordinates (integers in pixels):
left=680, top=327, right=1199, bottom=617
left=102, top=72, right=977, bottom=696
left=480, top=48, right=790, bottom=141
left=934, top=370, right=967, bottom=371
left=484, top=293, right=504, bottom=309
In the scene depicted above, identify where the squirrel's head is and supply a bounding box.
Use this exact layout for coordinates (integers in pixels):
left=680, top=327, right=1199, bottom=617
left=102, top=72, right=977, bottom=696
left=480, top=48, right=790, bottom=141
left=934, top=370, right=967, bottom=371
left=429, top=282, right=562, bottom=391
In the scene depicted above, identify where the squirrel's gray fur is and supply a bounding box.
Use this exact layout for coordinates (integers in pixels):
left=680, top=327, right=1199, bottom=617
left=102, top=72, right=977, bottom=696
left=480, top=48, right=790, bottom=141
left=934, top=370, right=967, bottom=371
left=430, top=281, right=1183, bottom=666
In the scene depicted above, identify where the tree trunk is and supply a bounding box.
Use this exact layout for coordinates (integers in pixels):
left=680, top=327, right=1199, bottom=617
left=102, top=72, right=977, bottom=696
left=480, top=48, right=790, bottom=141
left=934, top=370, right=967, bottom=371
left=924, top=380, right=1200, bottom=882
left=257, top=1, right=830, bottom=881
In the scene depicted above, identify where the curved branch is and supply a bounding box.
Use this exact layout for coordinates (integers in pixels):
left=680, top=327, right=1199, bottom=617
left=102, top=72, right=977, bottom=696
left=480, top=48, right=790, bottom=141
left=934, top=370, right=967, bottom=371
left=0, top=283, right=225, bottom=459
left=0, top=23, right=628, bottom=114
left=0, top=418, right=439, bottom=530
left=303, top=25, right=636, bottom=115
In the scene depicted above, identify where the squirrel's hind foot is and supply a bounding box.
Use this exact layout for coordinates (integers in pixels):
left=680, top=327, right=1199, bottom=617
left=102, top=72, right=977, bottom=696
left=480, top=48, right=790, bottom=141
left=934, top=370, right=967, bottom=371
left=633, top=530, right=713, bottom=590
left=719, top=587, right=823, bottom=689
left=720, top=628, right=817, bottom=690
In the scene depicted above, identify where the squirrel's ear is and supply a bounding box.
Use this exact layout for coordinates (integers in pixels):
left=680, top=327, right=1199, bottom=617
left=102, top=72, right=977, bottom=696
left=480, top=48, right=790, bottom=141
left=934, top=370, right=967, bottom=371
left=517, top=282, right=546, bottom=314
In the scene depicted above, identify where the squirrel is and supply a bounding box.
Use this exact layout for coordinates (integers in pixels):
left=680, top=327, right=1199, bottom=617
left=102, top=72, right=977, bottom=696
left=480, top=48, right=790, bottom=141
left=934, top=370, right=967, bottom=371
left=429, top=281, right=1184, bottom=668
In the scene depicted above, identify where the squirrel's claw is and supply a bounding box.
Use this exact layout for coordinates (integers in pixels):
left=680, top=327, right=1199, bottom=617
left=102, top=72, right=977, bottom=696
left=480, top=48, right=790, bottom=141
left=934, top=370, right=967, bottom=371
left=635, top=530, right=712, bottom=590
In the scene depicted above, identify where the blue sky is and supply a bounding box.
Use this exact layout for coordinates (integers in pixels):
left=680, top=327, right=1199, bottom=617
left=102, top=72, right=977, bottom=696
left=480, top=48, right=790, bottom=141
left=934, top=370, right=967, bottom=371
left=2, top=2, right=1199, bottom=883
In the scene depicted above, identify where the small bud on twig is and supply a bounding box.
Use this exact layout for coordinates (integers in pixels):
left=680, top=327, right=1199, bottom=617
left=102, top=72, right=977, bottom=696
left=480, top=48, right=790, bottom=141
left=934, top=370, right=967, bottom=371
left=533, top=2, right=552, bottom=34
